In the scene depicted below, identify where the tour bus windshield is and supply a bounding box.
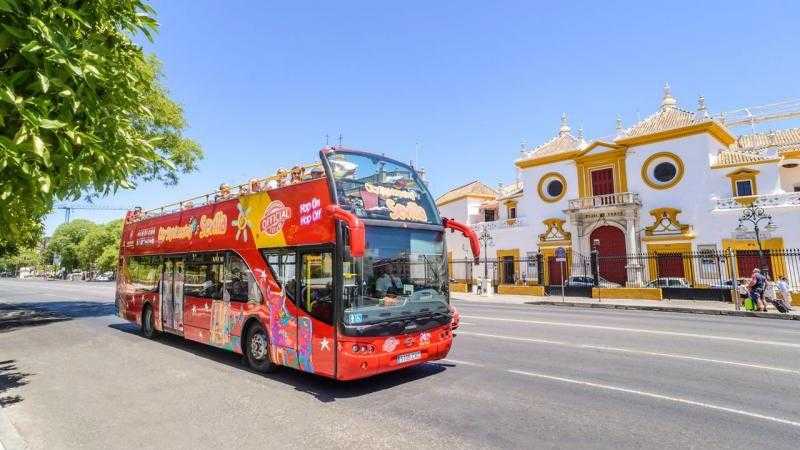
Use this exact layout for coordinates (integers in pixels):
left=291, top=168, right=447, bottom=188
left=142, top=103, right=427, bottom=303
left=326, top=151, right=440, bottom=225
left=342, top=226, right=448, bottom=327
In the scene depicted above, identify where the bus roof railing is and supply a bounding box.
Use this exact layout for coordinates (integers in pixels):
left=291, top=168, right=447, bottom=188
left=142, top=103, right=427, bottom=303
left=127, top=161, right=324, bottom=223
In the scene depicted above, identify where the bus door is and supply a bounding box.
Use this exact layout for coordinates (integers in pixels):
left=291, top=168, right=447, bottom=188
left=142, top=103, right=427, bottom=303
left=209, top=252, right=261, bottom=353
left=183, top=253, right=224, bottom=343
left=295, top=249, right=336, bottom=377
left=160, top=257, right=185, bottom=332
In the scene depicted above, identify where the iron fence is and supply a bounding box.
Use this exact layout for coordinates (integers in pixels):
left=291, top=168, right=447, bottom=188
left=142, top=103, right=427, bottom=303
left=450, top=248, right=800, bottom=301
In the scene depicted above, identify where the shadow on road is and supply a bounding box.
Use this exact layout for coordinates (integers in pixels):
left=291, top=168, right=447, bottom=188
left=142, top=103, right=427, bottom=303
left=108, top=323, right=446, bottom=403
left=0, top=360, right=31, bottom=407
left=0, top=301, right=116, bottom=333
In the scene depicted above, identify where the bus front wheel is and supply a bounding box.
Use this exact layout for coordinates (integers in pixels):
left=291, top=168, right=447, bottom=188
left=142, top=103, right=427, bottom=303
left=245, top=322, right=276, bottom=373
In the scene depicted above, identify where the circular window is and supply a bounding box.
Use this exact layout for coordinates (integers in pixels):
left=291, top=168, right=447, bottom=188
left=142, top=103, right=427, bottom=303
left=641, top=152, right=684, bottom=189
left=538, top=172, right=567, bottom=203
left=546, top=179, right=563, bottom=197
left=653, top=162, right=677, bottom=183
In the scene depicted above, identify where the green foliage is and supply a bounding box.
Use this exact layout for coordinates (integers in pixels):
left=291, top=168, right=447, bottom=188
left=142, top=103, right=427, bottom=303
left=45, top=217, right=122, bottom=273
left=0, top=245, right=43, bottom=273
left=0, top=0, right=202, bottom=254
left=46, top=218, right=97, bottom=272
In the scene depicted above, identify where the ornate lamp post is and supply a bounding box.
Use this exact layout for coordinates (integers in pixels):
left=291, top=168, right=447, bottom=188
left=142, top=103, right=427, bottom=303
left=736, top=205, right=777, bottom=277
left=478, top=227, right=494, bottom=280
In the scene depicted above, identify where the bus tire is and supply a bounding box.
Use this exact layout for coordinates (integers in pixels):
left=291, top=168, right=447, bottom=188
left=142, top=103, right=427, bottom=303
left=141, top=304, right=158, bottom=339
left=244, top=322, right=275, bottom=373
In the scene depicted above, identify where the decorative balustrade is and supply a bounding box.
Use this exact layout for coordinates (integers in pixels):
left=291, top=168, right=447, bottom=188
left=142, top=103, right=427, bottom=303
left=567, top=192, right=641, bottom=210
left=713, top=192, right=800, bottom=211
left=471, top=216, right=529, bottom=232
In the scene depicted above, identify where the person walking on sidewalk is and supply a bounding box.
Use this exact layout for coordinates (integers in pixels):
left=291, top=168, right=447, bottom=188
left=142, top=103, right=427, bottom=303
left=775, top=276, right=794, bottom=313
left=747, top=268, right=767, bottom=312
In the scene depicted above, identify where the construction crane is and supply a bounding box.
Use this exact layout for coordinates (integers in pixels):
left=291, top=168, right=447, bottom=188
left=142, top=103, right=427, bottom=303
left=53, top=204, right=131, bottom=224
left=717, top=98, right=800, bottom=130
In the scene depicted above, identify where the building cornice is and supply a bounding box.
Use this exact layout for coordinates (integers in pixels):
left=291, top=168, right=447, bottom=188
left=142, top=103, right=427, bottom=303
left=436, top=193, right=496, bottom=207
left=615, top=121, right=735, bottom=147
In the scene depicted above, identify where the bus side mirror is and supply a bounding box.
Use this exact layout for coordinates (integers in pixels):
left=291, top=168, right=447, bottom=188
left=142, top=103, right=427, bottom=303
left=442, top=218, right=480, bottom=264
left=326, top=205, right=365, bottom=257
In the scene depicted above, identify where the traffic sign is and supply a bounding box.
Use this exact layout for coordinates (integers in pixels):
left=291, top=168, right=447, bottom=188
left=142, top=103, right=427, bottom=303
left=555, top=247, right=567, bottom=262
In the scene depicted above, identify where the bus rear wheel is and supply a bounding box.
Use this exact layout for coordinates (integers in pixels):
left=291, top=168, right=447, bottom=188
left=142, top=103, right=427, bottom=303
left=141, top=304, right=158, bottom=339
left=245, top=322, right=276, bottom=373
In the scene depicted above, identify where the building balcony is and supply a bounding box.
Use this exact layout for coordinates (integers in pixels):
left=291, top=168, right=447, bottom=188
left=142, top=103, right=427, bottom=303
left=567, top=192, right=642, bottom=211
left=471, top=216, right=529, bottom=232
left=713, top=192, right=800, bottom=211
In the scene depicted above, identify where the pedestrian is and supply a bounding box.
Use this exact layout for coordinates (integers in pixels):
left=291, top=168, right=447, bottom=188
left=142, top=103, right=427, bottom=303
left=775, top=276, right=794, bottom=313
left=747, top=268, right=767, bottom=312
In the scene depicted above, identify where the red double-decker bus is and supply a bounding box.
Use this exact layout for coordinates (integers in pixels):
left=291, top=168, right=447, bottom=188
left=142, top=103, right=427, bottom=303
left=116, top=148, right=479, bottom=380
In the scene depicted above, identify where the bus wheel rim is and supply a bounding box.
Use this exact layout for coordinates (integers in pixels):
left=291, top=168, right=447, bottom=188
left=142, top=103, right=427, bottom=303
left=250, top=332, right=267, bottom=360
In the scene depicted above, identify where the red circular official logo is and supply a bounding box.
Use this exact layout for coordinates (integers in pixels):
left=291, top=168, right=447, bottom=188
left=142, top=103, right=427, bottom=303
left=260, top=201, right=292, bottom=235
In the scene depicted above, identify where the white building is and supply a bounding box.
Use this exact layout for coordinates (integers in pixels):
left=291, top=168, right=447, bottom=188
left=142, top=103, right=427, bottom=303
left=438, top=85, right=800, bottom=290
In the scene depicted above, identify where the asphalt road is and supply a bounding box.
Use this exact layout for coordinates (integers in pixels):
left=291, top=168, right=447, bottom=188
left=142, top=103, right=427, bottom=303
left=1, top=279, right=800, bottom=449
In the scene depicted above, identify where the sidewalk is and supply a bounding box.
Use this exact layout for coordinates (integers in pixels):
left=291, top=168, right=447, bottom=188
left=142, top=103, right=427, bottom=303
left=452, top=292, right=800, bottom=320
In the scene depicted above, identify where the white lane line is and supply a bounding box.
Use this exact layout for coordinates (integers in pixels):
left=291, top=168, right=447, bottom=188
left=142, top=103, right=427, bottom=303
left=508, top=369, right=800, bottom=428
left=458, top=331, right=800, bottom=375
left=457, top=322, right=474, bottom=325
left=461, top=315, right=800, bottom=349
left=439, top=358, right=484, bottom=367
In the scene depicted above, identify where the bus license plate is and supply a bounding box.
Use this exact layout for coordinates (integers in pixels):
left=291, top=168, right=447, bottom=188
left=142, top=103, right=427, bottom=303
left=397, top=351, right=421, bottom=364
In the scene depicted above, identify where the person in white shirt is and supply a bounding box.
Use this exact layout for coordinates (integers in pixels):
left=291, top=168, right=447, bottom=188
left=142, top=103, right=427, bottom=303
left=777, top=277, right=793, bottom=305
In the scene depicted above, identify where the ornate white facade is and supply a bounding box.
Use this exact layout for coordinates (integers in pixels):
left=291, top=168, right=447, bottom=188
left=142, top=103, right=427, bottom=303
left=438, top=85, right=800, bottom=286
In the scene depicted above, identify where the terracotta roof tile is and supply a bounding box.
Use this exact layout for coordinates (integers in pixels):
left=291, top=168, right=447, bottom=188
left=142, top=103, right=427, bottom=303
left=436, top=180, right=497, bottom=205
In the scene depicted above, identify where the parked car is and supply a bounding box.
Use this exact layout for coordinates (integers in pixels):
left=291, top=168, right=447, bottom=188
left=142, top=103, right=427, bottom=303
left=645, top=277, right=691, bottom=288
left=565, top=276, right=621, bottom=288
left=94, top=271, right=115, bottom=282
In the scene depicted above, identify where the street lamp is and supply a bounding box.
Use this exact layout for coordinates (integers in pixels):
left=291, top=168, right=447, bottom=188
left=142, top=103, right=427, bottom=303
left=737, top=204, right=774, bottom=278
left=478, top=227, right=494, bottom=280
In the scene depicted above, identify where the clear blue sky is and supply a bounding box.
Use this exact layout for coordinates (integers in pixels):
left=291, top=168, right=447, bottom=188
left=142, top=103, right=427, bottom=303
left=44, top=0, right=800, bottom=233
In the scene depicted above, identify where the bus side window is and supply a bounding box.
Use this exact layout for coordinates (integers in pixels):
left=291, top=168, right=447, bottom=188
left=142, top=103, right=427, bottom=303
left=261, top=250, right=296, bottom=301
left=224, top=252, right=261, bottom=303
left=183, top=253, right=223, bottom=299
left=128, top=256, right=159, bottom=293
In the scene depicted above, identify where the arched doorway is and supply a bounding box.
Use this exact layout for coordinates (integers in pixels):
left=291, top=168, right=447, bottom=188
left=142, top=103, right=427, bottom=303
left=590, top=225, right=627, bottom=285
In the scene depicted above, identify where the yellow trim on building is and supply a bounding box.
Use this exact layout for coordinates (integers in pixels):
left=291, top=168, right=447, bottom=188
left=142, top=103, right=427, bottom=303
left=726, top=168, right=759, bottom=197
left=539, top=218, right=571, bottom=242
left=781, top=149, right=800, bottom=160
left=614, top=121, right=735, bottom=147
left=497, top=285, right=545, bottom=296
left=640, top=152, right=685, bottom=190
left=575, top=148, right=628, bottom=197
left=592, top=287, right=663, bottom=301
left=642, top=207, right=693, bottom=240
left=722, top=238, right=786, bottom=279
left=537, top=172, right=567, bottom=203
left=515, top=150, right=581, bottom=169
left=645, top=242, right=694, bottom=284
left=539, top=245, right=571, bottom=285
left=496, top=249, right=521, bottom=284
left=449, top=282, right=469, bottom=293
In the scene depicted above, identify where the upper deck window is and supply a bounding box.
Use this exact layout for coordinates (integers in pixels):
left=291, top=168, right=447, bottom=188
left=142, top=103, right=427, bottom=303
left=326, top=151, right=440, bottom=225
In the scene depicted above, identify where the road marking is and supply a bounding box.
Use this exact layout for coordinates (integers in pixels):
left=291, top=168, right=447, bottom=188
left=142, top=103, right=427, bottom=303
left=457, top=322, right=474, bottom=325
left=460, top=315, right=800, bottom=349
left=458, top=331, right=800, bottom=374
left=508, top=369, right=800, bottom=428
left=439, top=358, right=484, bottom=367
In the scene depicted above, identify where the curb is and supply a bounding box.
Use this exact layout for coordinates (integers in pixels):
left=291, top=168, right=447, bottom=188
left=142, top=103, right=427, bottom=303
left=525, top=301, right=800, bottom=320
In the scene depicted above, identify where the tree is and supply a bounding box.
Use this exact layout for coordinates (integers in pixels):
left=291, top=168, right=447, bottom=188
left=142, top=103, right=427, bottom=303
left=0, top=0, right=202, bottom=256
left=46, top=219, right=97, bottom=272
